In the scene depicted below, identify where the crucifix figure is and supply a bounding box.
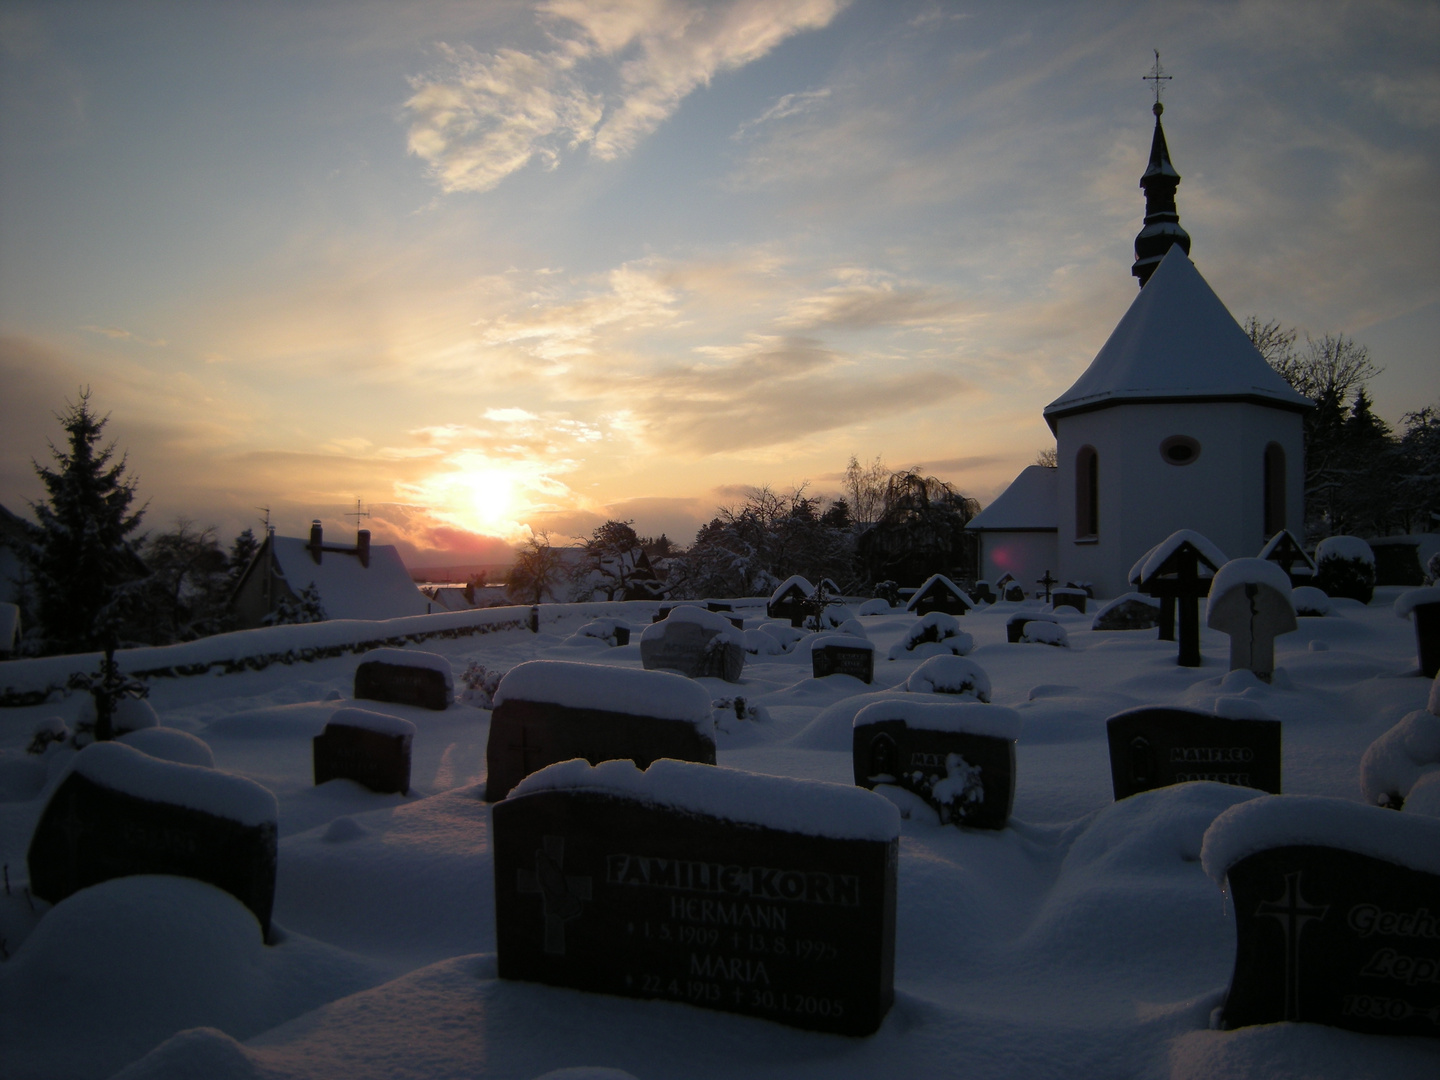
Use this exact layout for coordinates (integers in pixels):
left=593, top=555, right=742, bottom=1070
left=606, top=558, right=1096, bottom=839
left=517, top=835, right=592, bottom=956
left=1036, top=570, right=1057, bottom=603
left=1256, top=870, right=1329, bottom=1022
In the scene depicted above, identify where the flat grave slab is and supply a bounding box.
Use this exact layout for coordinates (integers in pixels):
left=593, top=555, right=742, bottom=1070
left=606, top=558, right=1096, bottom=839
left=313, top=707, right=416, bottom=795
left=485, top=661, right=716, bottom=802
left=353, top=647, right=453, bottom=711
left=28, top=741, right=278, bottom=937
left=1106, top=706, right=1281, bottom=800
left=810, top=635, right=875, bottom=684
left=493, top=758, right=898, bottom=1035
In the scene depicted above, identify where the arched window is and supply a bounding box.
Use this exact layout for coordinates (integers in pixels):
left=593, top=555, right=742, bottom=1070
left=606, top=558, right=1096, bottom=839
left=1263, top=443, right=1286, bottom=536
left=1075, top=445, right=1099, bottom=540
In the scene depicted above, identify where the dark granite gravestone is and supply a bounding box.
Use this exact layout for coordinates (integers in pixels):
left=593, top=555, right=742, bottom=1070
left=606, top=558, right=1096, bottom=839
left=1135, top=531, right=1224, bottom=667
left=1105, top=706, right=1281, bottom=800
left=1091, top=593, right=1162, bottom=631
left=970, top=581, right=997, bottom=605
left=1051, top=588, right=1086, bottom=614
left=493, top=759, right=898, bottom=1036
left=1203, top=798, right=1440, bottom=1040
left=313, top=708, right=415, bottom=795
left=485, top=661, right=717, bottom=802
left=1065, top=581, right=1095, bottom=599
left=1006, top=612, right=1058, bottom=643
left=28, top=741, right=277, bottom=937
left=639, top=608, right=746, bottom=682
left=613, top=626, right=631, bottom=646
left=906, top=574, right=973, bottom=618
left=1372, top=539, right=1424, bottom=587
left=1396, top=588, right=1440, bottom=679
left=1003, top=583, right=1026, bottom=602
left=810, top=637, right=875, bottom=684
left=852, top=701, right=1020, bottom=830
left=353, top=648, right=452, bottom=711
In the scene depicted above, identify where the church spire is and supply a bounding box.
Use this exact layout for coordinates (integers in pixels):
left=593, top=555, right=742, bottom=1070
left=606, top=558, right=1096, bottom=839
left=1131, top=53, right=1190, bottom=288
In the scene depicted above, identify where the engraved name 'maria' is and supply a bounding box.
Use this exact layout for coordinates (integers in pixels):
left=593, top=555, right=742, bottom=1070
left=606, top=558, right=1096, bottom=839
left=607, top=854, right=860, bottom=906
left=1170, top=747, right=1254, bottom=763
left=691, top=952, right=771, bottom=985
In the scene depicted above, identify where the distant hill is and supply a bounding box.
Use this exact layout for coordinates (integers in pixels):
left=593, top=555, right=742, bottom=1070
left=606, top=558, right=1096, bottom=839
left=406, top=562, right=512, bottom=584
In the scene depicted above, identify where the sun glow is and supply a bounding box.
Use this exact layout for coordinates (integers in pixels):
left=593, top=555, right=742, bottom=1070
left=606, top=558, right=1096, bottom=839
left=401, top=458, right=534, bottom=542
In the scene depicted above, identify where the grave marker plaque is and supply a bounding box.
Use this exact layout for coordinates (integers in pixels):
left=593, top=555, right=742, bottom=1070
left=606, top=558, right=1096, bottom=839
left=493, top=760, right=898, bottom=1035
left=1105, top=706, right=1281, bottom=800
left=313, top=708, right=415, bottom=795
left=852, top=702, right=1019, bottom=830
left=28, top=741, right=277, bottom=937
left=811, top=638, right=875, bottom=684
left=1218, top=844, right=1440, bottom=1037
left=639, top=611, right=745, bottom=682
left=354, top=648, right=452, bottom=711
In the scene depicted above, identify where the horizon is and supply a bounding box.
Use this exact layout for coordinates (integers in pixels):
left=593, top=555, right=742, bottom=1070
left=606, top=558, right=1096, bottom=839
left=3, top=1, right=1437, bottom=567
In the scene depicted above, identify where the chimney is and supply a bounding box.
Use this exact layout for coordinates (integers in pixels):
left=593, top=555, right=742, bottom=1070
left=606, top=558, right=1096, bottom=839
left=356, top=529, right=371, bottom=568
left=309, top=520, right=323, bottom=563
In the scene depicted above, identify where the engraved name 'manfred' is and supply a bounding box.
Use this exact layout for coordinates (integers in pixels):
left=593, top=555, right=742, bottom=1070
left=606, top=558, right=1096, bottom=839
left=1170, top=746, right=1254, bottom=763
left=607, top=853, right=860, bottom=907
left=1349, top=904, right=1440, bottom=941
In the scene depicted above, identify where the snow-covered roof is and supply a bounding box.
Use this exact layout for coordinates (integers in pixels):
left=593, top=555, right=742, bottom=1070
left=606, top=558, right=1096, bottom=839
left=270, top=537, right=429, bottom=622
left=769, top=575, right=815, bottom=602
left=1043, top=246, right=1312, bottom=428
left=905, top=574, right=974, bottom=611
left=966, top=466, right=1058, bottom=532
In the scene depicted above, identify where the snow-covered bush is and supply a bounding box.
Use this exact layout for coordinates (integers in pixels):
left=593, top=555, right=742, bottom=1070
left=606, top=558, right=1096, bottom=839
left=756, top=622, right=806, bottom=654
left=458, top=662, right=506, bottom=709
left=1314, top=535, right=1375, bottom=604
left=805, top=604, right=856, bottom=632
left=1359, top=698, right=1440, bottom=811
left=263, top=582, right=328, bottom=626
left=27, top=716, right=70, bottom=756
left=887, top=611, right=974, bottom=661
left=1291, top=585, right=1331, bottom=617
left=1021, top=621, right=1069, bottom=647
left=905, top=655, right=992, bottom=701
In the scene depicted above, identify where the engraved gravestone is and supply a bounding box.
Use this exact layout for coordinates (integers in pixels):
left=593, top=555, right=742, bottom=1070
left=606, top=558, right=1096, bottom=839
left=1206, top=559, right=1297, bottom=684
left=810, top=635, right=875, bottom=684
left=852, top=700, right=1020, bottom=830
left=639, top=607, right=745, bottom=682
left=313, top=707, right=416, bottom=795
left=493, top=758, right=899, bottom=1036
left=1051, top=588, right=1087, bottom=614
left=1105, top=706, right=1281, bottom=800
left=485, top=661, right=717, bottom=802
left=353, top=648, right=453, bottom=711
left=1204, top=797, right=1440, bottom=1037
left=28, top=741, right=278, bottom=937
left=971, top=581, right=996, bottom=605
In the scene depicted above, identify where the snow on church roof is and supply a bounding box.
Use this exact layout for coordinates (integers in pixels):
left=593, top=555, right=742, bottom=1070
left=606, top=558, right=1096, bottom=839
left=1043, top=245, right=1312, bottom=428
left=966, top=466, right=1057, bottom=531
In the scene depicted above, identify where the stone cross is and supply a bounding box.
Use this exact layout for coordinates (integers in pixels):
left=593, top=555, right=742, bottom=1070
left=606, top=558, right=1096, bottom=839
left=1207, top=569, right=1297, bottom=683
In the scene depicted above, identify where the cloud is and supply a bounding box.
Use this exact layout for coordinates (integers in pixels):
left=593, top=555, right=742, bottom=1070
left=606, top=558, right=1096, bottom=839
left=775, top=270, right=967, bottom=332
left=79, top=325, right=167, bottom=347
left=734, top=87, right=831, bottom=140
left=405, top=0, right=847, bottom=193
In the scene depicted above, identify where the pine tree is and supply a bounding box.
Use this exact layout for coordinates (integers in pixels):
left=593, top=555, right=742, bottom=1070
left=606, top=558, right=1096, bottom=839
left=26, top=391, right=147, bottom=655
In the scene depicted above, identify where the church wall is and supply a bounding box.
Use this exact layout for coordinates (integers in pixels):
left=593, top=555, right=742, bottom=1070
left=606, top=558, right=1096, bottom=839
left=1056, top=402, right=1304, bottom=597
left=976, top=530, right=1058, bottom=592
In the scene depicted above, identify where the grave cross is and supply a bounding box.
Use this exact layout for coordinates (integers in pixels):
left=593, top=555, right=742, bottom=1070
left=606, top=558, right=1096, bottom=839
left=1036, top=570, right=1057, bottom=603
left=516, top=835, right=593, bottom=956
left=1255, top=870, right=1329, bottom=1022
left=1139, top=540, right=1220, bottom=667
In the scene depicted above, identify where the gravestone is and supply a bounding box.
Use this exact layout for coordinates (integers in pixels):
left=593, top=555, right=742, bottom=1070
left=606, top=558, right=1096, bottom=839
left=906, top=574, right=973, bottom=618
left=1206, top=559, right=1298, bottom=683
left=1051, top=588, right=1087, bottom=614
left=1396, top=588, right=1440, bottom=679
left=1006, top=612, right=1058, bottom=643
left=1003, top=583, right=1026, bottom=602
left=1105, top=706, right=1281, bottom=799
left=1259, top=529, right=1317, bottom=586
left=852, top=700, right=1020, bottom=830
left=639, top=607, right=745, bottom=682
left=485, top=661, right=716, bottom=802
left=1091, top=592, right=1161, bottom=631
left=493, top=758, right=898, bottom=1036
left=810, top=635, right=875, bottom=684
left=767, top=576, right=814, bottom=627
left=354, top=648, right=453, bottom=711
left=1065, top=581, right=1095, bottom=599
left=971, top=581, right=996, bottom=605
left=28, top=741, right=278, bottom=937
left=313, top=708, right=416, bottom=795
left=1372, top=539, right=1424, bottom=587
left=1134, top=530, right=1225, bottom=667
left=1205, top=797, right=1440, bottom=1037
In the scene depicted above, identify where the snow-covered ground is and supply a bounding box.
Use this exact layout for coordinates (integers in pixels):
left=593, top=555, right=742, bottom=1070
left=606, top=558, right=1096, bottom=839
left=1, top=590, right=1438, bottom=1080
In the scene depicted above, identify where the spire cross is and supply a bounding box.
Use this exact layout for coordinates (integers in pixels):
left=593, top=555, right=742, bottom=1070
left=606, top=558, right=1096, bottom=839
left=1143, top=49, right=1172, bottom=109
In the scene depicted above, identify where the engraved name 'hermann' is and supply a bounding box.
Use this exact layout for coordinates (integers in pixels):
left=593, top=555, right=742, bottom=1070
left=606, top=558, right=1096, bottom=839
left=607, top=854, right=860, bottom=906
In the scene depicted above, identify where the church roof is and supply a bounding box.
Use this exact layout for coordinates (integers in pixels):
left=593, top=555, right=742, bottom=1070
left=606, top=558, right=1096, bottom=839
left=966, top=465, right=1057, bottom=532
left=1044, top=245, right=1312, bottom=429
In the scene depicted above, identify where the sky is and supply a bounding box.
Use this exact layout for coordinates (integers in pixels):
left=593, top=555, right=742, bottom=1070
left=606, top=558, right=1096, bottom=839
left=2, top=0, right=1437, bottom=569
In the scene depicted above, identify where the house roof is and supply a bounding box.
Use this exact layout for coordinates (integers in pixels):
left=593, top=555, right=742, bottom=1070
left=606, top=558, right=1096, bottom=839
left=1044, top=246, right=1312, bottom=429
left=269, top=536, right=429, bottom=621
left=966, top=466, right=1058, bottom=532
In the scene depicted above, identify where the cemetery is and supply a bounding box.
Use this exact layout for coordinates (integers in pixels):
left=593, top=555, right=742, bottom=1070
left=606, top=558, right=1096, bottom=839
left=1, top=580, right=1438, bottom=1079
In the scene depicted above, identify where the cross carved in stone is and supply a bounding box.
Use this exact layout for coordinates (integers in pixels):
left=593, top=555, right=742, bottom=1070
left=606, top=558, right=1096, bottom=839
left=1256, top=869, right=1329, bottom=1022
left=516, top=834, right=593, bottom=956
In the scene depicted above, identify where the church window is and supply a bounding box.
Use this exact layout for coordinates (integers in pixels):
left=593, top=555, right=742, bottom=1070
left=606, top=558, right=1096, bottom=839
left=1159, top=435, right=1201, bottom=465
left=1075, top=445, right=1099, bottom=540
left=1263, top=443, right=1286, bottom=535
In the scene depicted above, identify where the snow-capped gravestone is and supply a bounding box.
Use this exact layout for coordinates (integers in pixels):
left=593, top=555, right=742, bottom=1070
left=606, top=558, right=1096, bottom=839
left=851, top=700, right=1020, bottom=830
left=905, top=574, right=973, bottom=618
left=1105, top=706, right=1282, bottom=799
left=1051, top=587, right=1086, bottom=614
left=1202, top=795, right=1440, bottom=1037
left=484, top=661, right=716, bottom=802
left=1133, top=530, right=1226, bottom=667
left=1091, top=592, right=1162, bottom=631
left=767, top=576, right=814, bottom=627
left=639, top=606, right=745, bottom=683
left=1006, top=611, right=1059, bottom=643
left=353, top=648, right=453, bottom=711
left=1206, top=559, right=1297, bottom=684
left=313, top=708, right=416, bottom=796
left=1395, top=587, right=1440, bottom=679
left=809, top=634, right=875, bottom=684
left=493, top=758, right=899, bottom=1036
left=28, top=741, right=278, bottom=937
left=1259, top=529, right=1317, bottom=586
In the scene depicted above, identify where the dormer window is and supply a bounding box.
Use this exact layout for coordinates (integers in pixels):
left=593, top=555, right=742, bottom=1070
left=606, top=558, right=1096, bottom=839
left=1160, top=435, right=1201, bottom=466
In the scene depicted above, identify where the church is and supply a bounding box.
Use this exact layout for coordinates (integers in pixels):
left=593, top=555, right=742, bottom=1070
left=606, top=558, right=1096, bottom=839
left=966, top=99, right=1312, bottom=598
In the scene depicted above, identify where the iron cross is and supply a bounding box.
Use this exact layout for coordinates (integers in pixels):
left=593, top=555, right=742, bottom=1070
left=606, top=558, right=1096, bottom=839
left=1143, top=50, right=1172, bottom=107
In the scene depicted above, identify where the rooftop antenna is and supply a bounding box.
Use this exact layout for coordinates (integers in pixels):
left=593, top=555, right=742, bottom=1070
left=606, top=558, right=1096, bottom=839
left=1143, top=48, right=1172, bottom=115
left=257, top=505, right=273, bottom=537
left=345, top=498, right=371, bottom=538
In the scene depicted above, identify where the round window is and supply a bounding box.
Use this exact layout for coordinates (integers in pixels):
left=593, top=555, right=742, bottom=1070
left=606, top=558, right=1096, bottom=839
left=1160, top=435, right=1201, bottom=466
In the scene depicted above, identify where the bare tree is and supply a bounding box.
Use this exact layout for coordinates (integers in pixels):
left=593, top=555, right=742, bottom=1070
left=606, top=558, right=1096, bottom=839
left=506, top=532, right=567, bottom=604
left=1033, top=447, right=1057, bottom=468
left=844, top=454, right=889, bottom=527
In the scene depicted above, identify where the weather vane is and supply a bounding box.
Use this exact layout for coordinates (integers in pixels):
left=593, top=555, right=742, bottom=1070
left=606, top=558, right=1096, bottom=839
left=1143, top=49, right=1172, bottom=114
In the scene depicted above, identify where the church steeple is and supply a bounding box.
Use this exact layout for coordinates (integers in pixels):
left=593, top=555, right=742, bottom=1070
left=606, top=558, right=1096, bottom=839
left=1131, top=54, right=1190, bottom=287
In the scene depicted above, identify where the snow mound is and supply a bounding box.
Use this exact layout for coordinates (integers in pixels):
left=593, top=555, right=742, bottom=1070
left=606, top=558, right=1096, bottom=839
left=356, top=647, right=454, bottom=690
left=1021, top=621, right=1069, bottom=647
left=789, top=690, right=913, bottom=750
left=1315, top=535, right=1375, bottom=566
left=117, top=727, right=217, bottom=769
left=740, top=627, right=785, bottom=655
left=1201, top=794, right=1440, bottom=883
left=1359, top=709, right=1440, bottom=808
left=508, top=757, right=900, bottom=842
left=492, top=661, right=714, bottom=729
left=1405, top=771, right=1440, bottom=818
left=640, top=605, right=738, bottom=639
left=887, top=611, right=973, bottom=660
left=854, top=699, right=1022, bottom=740
left=1395, top=585, right=1440, bottom=619
left=857, top=598, right=892, bottom=616
left=77, top=694, right=160, bottom=735
left=808, top=633, right=875, bottom=652
left=326, top=707, right=417, bottom=737
left=905, top=655, right=992, bottom=701
left=1291, top=585, right=1330, bottom=616
left=66, top=741, right=277, bottom=827
left=757, top=622, right=806, bottom=653
left=1209, top=557, right=1294, bottom=598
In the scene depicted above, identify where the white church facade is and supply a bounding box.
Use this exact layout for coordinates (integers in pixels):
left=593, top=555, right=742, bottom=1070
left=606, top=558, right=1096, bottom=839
left=966, top=103, right=1311, bottom=598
